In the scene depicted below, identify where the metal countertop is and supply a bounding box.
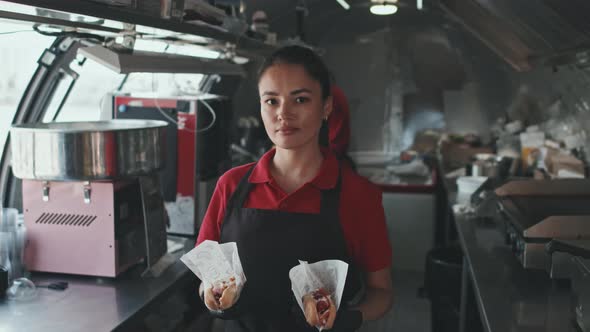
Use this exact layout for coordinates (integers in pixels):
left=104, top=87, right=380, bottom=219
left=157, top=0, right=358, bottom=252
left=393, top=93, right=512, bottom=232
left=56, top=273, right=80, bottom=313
left=444, top=174, right=576, bottom=332
left=0, top=237, right=195, bottom=332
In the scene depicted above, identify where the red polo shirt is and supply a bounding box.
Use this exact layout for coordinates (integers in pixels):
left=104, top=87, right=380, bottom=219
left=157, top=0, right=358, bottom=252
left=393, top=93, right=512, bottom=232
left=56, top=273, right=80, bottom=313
left=196, top=148, right=392, bottom=272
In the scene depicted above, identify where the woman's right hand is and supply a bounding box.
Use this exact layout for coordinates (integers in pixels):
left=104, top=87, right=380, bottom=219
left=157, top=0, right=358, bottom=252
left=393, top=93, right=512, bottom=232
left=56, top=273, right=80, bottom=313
left=199, top=281, right=244, bottom=321
left=202, top=281, right=239, bottom=311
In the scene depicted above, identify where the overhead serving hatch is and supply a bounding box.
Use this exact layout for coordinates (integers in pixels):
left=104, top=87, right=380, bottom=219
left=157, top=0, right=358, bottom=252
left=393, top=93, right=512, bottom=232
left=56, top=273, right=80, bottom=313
left=3, top=0, right=275, bottom=58
left=78, top=45, right=246, bottom=75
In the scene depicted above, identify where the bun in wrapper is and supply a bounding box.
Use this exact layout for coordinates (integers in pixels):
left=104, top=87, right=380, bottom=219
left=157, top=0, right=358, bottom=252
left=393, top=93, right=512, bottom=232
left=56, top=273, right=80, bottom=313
left=218, top=281, right=238, bottom=309
left=204, top=277, right=239, bottom=310
left=302, top=288, right=337, bottom=329
left=289, top=260, right=348, bottom=331
left=181, top=241, right=246, bottom=312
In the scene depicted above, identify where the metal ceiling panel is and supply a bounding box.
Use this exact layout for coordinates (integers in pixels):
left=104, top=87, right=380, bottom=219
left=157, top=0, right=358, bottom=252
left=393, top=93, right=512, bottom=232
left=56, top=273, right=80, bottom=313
left=440, top=0, right=533, bottom=71
left=440, top=0, right=590, bottom=71
left=544, top=0, right=590, bottom=37
left=478, top=0, right=588, bottom=52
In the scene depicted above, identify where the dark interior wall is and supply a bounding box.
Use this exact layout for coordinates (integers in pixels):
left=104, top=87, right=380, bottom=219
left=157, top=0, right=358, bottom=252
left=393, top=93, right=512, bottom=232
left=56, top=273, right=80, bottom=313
left=441, top=25, right=516, bottom=139
left=320, top=25, right=404, bottom=152
left=231, top=60, right=262, bottom=120
left=305, top=8, right=459, bottom=153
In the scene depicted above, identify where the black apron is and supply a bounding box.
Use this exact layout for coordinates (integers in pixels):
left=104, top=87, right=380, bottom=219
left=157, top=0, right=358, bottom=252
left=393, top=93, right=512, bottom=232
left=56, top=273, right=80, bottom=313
left=219, top=163, right=361, bottom=332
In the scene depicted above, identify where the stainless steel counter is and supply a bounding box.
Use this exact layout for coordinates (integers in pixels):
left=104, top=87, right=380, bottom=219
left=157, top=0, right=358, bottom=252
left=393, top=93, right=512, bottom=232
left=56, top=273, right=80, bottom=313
left=453, top=203, right=577, bottom=332
left=0, top=237, right=195, bottom=332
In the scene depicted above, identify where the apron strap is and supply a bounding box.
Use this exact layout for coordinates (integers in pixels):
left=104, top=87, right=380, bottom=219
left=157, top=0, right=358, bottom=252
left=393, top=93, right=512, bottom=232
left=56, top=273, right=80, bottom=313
left=319, top=163, right=342, bottom=216
left=226, top=163, right=257, bottom=213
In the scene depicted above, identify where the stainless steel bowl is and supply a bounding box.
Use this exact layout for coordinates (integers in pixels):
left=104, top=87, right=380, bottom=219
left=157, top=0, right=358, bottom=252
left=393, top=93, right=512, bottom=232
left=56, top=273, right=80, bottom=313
left=10, top=120, right=168, bottom=180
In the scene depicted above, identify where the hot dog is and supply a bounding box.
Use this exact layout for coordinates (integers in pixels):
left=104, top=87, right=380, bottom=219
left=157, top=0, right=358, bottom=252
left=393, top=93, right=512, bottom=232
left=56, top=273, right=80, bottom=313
left=204, top=276, right=238, bottom=310
left=302, top=288, right=337, bottom=329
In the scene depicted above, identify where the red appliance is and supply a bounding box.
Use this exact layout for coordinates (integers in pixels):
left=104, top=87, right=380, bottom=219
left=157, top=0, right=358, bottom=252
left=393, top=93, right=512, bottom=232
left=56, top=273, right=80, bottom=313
left=108, top=94, right=230, bottom=236
left=176, top=110, right=196, bottom=197
left=112, top=96, right=196, bottom=198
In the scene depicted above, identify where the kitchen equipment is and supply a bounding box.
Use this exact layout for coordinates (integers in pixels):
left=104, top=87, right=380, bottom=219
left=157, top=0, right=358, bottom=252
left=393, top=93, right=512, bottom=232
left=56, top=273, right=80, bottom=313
left=11, top=120, right=168, bottom=277
left=573, top=256, right=590, bottom=332
left=545, top=239, right=590, bottom=279
left=113, top=98, right=179, bottom=201
left=544, top=239, right=590, bottom=332
left=10, top=120, right=167, bottom=181
left=495, top=179, right=590, bottom=275
left=471, top=153, right=497, bottom=177
left=110, top=95, right=231, bottom=236
left=21, top=177, right=167, bottom=278
left=468, top=153, right=515, bottom=179
left=496, top=179, right=590, bottom=197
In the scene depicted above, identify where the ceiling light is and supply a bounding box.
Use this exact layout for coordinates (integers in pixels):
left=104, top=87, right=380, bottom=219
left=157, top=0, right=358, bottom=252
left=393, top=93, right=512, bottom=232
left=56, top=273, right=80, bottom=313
left=336, top=0, right=351, bottom=10
left=370, top=1, right=398, bottom=15
left=370, top=4, right=398, bottom=15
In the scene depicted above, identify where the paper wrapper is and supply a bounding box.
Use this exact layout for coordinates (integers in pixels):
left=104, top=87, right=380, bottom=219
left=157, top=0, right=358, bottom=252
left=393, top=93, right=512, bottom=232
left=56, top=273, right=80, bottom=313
left=289, top=260, right=348, bottom=330
left=180, top=240, right=246, bottom=306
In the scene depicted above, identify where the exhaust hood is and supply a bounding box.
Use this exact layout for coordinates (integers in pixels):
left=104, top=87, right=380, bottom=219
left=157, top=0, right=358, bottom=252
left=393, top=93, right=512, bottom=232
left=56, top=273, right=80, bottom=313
left=440, top=0, right=590, bottom=71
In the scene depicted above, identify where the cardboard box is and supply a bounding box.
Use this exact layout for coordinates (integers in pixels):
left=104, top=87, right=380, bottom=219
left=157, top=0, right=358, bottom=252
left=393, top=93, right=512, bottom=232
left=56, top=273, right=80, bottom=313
left=440, top=141, right=494, bottom=171
left=544, top=148, right=585, bottom=178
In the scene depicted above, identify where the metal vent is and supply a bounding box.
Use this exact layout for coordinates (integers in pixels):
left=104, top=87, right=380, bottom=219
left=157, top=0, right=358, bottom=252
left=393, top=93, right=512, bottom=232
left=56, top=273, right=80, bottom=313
left=35, top=213, right=97, bottom=227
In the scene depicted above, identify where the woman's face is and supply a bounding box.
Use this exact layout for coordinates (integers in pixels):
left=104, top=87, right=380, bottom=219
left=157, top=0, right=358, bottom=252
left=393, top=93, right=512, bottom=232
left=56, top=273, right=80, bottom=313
left=258, top=63, right=332, bottom=150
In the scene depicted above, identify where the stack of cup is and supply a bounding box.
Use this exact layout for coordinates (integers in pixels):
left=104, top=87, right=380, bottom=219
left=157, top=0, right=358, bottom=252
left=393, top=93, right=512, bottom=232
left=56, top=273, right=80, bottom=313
left=0, top=208, right=19, bottom=281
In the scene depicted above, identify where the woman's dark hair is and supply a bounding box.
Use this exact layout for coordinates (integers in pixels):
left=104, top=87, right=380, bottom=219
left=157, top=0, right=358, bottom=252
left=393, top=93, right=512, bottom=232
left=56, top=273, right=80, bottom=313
left=257, top=45, right=332, bottom=100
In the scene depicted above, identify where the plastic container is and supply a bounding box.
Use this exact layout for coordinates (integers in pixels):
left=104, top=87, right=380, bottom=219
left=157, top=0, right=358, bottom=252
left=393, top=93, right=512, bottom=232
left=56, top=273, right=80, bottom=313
left=457, top=176, right=487, bottom=194
left=6, top=277, right=36, bottom=301
left=0, top=208, right=18, bottom=280
left=520, top=132, right=545, bottom=168
left=348, top=151, right=396, bottom=166
left=0, top=232, right=12, bottom=283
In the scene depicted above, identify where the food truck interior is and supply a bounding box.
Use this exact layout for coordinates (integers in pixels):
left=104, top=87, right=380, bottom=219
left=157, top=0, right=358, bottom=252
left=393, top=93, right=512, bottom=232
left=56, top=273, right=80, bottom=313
left=1, top=0, right=590, bottom=331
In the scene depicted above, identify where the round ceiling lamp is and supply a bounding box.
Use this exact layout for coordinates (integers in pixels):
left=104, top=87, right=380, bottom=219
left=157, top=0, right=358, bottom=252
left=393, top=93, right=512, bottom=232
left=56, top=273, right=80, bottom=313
left=370, top=0, right=398, bottom=15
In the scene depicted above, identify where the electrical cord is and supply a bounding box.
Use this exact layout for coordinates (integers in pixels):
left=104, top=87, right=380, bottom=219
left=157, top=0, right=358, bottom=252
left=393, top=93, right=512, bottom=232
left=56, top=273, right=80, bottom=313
left=151, top=73, right=217, bottom=133
left=36, top=281, right=68, bottom=291
left=33, top=24, right=106, bottom=42
left=111, top=41, right=217, bottom=133
left=0, top=30, right=36, bottom=35
left=231, top=143, right=258, bottom=162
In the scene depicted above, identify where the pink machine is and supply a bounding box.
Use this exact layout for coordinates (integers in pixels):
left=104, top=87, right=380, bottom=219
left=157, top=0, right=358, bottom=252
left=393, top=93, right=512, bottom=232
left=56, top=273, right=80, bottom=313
left=22, top=179, right=166, bottom=277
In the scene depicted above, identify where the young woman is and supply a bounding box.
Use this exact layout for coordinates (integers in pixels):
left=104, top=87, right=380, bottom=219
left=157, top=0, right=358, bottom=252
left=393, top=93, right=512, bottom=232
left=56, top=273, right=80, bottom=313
left=196, top=45, right=393, bottom=332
